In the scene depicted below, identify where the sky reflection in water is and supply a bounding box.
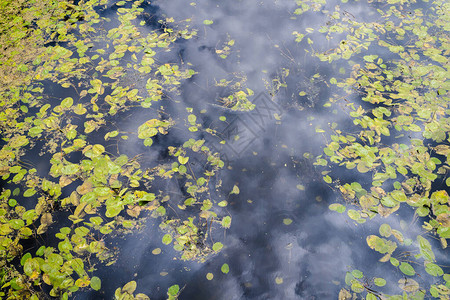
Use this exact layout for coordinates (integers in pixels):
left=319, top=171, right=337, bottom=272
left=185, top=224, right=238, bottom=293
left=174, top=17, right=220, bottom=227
left=85, top=0, right=437, bottom=299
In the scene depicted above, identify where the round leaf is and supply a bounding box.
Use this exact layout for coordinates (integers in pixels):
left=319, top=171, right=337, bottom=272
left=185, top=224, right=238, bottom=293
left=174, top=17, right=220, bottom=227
left=221, top=263, right=229, bottom=274
left=168, top=284, right=179, bottom=296
left=162, top=234, right=172, bottom=245
left=90, top=276, right=101, bottom=291
left=373, top=278, right=386, bottom=287
left=351, top=269, right=363, bottom=279
left=212, top=242, right=223, bottom=252
left=379, top=224, right=392, bottom=237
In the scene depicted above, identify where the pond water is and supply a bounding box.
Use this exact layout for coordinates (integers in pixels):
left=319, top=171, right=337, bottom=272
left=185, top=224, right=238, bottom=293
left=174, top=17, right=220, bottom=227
left=83, top=0, right=447, bottom=299
left=1, top=0, right=449, bottom=299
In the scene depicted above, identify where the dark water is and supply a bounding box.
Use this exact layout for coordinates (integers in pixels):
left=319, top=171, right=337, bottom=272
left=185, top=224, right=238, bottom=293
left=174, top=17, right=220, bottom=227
left=11, top=0, right=448, bottom=299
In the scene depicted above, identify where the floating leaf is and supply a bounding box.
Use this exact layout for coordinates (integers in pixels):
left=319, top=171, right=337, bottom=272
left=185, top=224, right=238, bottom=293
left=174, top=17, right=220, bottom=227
left=347, top=209, right=361, bottom=221
left=218, top=201, right=228, bottom=207
left=122, top=281, right=137, bottom=294
left=74, top=226, right=89, bottom=237
left=366, top=235, right=397, bottom=254
left=381, top=196, right=397, bottom=207
left=221, top=263, right=229, bottom=274
left=391, top=230, right=404, bottom=244
left=178, top=156, right=189, bottom=165
left=74, top=104, right=87, bottom=115
left=144, top=138, right=153, bottom=147
left=105, top=206, right=122, bottom=218
left=338, top=289, right=352, bottom=300
left=90, top=276, right=101, bottom=291
left=417, top=235, right=435, bottom=262
left=399, top=262, right=415, bottom=276
left=222, top=216, right=231, bottom=228
left=187, top=114, right=197, bottom=124
left=398, top=278, right=419, bottom=292
left=230, top=185, right=239, bottom=195
left=425, top=263, right=443, bottom=277
left=61, top=97, right=73, bottom=108
left=168, top=285, right=179, bottom=296
left=351, top=280, right=364, bottom=293
left=329, top=203, right=346, bottom=213
left=92, top=144, right=105, bottom=156
left=408, top=124, right=422, bottom=132
left=58, top=239, right=73, bottom=253
left=373, top=278, right=386, bottom=287
left=23, top=189, right=36, bottom=197
left=379, top=224, right=392, bottom=237
left=283, top=218, right=293, bottom=225
left=296, top=184, right=305, bottom=191
left=366, top=294, right=377, bottom=300
left=390, top=257, right=399, bottom=266
left=212, top=242, right=223, bottom=252
left=62, top=164, right=80, bottom=175
left=351, top=269, right=363, bottom=279
left=363, top=55, right=378, bottom=62
left=20, top=253, right=32, bottom=266
left=37, top=213, right=53, bottom=234
left=162, top=234, right=172, bottom=245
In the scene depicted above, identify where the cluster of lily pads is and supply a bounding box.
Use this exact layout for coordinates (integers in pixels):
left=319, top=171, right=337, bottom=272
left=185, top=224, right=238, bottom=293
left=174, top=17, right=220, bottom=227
left=292, top=0, right=449, bottom=298
left=0, top=0, right=449, bottom=298
left=0, top=0, right=234, bottom=298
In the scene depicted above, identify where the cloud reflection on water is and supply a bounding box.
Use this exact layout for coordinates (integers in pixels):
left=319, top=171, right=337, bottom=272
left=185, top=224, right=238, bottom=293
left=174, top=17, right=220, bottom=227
left=85, top=0, right=439, bottom=299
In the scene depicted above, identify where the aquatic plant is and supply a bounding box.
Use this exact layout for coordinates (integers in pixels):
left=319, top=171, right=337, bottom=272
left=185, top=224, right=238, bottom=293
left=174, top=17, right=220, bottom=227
left=0, top=0, right=448, bottom=298
left=0, top=0, right=230, bottom=297
left=292, top=0, right=450, bottom=298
